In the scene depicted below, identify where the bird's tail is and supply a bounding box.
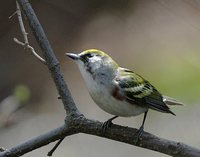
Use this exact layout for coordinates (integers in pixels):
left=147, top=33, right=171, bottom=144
left=163, top=95, right=184, bottom=106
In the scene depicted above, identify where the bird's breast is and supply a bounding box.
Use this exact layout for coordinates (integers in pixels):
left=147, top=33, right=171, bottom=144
left=78, top=65, right=147, bottom=117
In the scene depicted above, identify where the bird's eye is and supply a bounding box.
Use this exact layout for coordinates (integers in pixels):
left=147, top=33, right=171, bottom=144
left=85, top=53, right=94, bottom=59
left=80, top=53, right=95, bottom=62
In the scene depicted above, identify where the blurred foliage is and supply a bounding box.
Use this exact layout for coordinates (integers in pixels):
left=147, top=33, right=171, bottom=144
left=13, top=85, right=31, bottom=104
left=139, top=54, right=200, bottom=104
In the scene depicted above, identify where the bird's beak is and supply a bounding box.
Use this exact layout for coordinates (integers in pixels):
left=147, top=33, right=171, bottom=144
left=65, top=53, right=80, bottom=60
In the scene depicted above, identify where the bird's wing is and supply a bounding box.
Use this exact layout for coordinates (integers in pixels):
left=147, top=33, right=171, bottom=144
left=113, top=68, right=175, bottom=115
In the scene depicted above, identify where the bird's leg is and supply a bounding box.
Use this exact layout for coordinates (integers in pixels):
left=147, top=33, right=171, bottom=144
left=102, top=116, right=118, bottom=135
left=134, top=111, right=148, bottom=144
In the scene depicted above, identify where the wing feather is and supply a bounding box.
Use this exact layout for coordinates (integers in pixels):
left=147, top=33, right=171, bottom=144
left=114, top=68, right=175, bottom=115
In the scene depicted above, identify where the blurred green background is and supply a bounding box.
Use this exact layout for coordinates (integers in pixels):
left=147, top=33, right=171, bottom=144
left=0, top=0, right=200, bottom=157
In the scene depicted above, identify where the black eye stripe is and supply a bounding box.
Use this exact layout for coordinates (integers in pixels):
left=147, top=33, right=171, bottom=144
left=87, top=53, right=93, bottom=58
left=80, top=53, right=93, bottom=61
left=85, top=53, right=93, bottom=58
left=80, top=53, right=102, bottom=63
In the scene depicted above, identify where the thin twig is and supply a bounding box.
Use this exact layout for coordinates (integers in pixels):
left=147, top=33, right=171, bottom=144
left=47, top=138, right=65, bottom=156
left=8, top=11, right=17, bottom=19
left=14, top=1, right=46, bottom=64
left=16, top=1, right=28, bottom=45
left=14, top=38, right=46, bottom=64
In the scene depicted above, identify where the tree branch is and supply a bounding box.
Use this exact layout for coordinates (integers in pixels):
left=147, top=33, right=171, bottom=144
left=15, top=0, right=80, bottom=116
left=0, top=117, right=200, bottom=157
left=0, top=116, right=79, bottom=157
left=78, top=118, right=200, bottom=157
left=1, top=0, right=199, bottom=157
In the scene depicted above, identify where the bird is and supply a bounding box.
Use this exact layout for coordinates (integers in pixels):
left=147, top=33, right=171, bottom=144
left=66, top=49, right=182, bottom=143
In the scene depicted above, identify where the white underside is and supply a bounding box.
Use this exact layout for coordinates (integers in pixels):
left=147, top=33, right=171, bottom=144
left=78, top=63, right=147, bottom=117
left=89, top=85, right=148, bottom=117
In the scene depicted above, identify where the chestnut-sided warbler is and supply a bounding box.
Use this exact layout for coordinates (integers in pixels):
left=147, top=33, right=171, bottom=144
left=66, top=49, right=182, bottom=142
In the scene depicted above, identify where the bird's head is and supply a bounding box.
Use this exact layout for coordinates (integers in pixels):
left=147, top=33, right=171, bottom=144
left=66, top=49, right=118, bottom=77
left=66, top=49, right=112, bottom=63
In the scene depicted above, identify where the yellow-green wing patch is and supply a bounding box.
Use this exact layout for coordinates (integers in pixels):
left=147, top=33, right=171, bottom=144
left=115, top=68, right=175, bottom=115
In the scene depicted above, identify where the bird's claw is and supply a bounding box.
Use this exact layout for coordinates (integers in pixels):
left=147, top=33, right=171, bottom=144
left=134, top=126, right=144, bottom=145
left=101, top=116, right=118, bottom=135
left=101, top=119, right=113, bottom=135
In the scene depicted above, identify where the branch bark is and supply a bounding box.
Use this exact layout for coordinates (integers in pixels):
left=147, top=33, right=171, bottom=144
left=1, top=116, right=200, bottom=157
left=1, top=0, right=200, bottom=157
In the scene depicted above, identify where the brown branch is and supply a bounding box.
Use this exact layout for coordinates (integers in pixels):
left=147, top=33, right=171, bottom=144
left=1, top=0, right=199, bottom=157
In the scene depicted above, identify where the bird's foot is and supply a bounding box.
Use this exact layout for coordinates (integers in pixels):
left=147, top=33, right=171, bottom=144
left=133, top=126, right=144, bottom=145
left=102, top=119, right=112, bottom=135
left=101, top=116, right=118, bottom=135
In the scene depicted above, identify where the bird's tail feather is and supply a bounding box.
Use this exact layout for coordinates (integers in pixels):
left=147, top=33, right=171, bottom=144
left=163, top=95, right=184, bottom=106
